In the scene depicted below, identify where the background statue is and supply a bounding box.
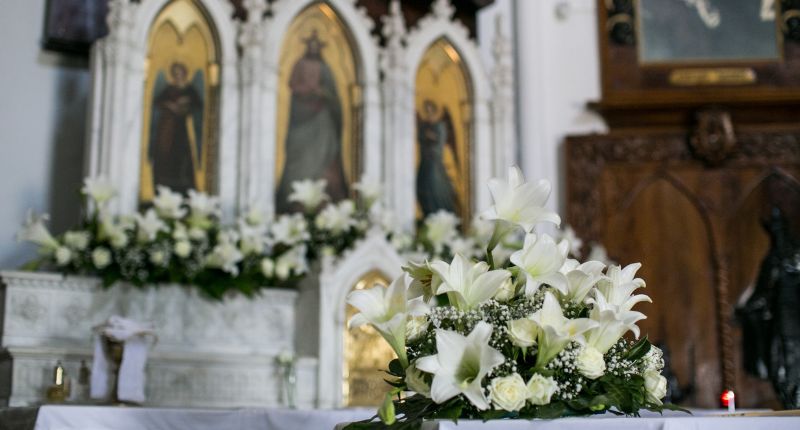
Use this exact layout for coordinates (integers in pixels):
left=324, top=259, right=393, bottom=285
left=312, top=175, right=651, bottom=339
left=148, top=62, right=204, bottom=194
left=737, top=207, right=800, bottom=409
left=275, top=30, right=348, bottom=213
left=416, top=99, right=459, bottom=217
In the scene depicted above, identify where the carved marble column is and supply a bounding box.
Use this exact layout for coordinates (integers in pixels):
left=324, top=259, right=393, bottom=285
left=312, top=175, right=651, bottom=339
left=237, top=0, right=269, bottom=213
left=380, top=0, right=415, bottom=230
left=490, top=14, right=518, bottom=177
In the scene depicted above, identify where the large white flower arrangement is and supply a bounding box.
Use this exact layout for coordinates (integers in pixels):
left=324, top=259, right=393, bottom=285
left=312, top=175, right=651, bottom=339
left=18, top=176, right=567, bottom=299
left=345, top=167, right=681, bottom=428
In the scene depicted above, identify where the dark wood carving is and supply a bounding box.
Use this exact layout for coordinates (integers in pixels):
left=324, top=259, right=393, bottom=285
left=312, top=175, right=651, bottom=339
left=566, top=128, right=800, bottom=408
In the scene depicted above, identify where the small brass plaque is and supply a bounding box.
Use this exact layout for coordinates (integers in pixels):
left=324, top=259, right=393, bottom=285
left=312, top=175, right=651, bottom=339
left=669, top=68, right=757, bottom=86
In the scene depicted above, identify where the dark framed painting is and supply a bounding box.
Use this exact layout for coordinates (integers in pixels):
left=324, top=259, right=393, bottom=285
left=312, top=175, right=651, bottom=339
left=42, top=0, right=109, bottom=55
left=596, top=0, right=800, bottom=113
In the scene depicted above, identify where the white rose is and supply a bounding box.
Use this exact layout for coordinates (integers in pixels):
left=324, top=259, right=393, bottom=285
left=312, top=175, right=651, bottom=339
left=189, top=227, right=207, bottom=240
left=55, top=246, right=72, bottom=266
left=149, top=250, right=166, bottom=266
left=91, top=247, right=111, bottom=269
left=406, top=315, right=429, bottom=342
left=174, top=240, right=192, bottom=258
left=110, top=232, right=128, bottom=249
left=64, top=231, right=90, bottom=251
left=507, top=318, right=538, bottom=348
left=526, top=373, right=557, bottom=406
left=405, top=362, right=430, bottom=397
left=275, top=259, right=291, bottom=280
left=494, top=278, right=516, bottom=302
left=576, top=346, right=606, bottom=380
left=489, top=373, right=528, bottom=412
left=260, top=258, right=275, bottom=278
left=644, top=370, right=667, bottom=405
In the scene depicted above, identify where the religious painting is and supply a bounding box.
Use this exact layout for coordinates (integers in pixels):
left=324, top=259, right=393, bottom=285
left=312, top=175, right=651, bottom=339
left=43, top=0, right=109, bottom=55
left=139, top=0, right=220, bottom=201
left=343, top=271, right=395, bottom=407
left=637, top=0, right=780, bottom=63
left=275, top=3, right=362, bottom=213
left=415, top=39, right=472, bottom=223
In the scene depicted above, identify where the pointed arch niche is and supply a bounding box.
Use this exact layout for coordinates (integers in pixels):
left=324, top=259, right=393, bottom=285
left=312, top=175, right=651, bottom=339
left=311, top=231, right=404, bottom=408
left=250, top=0, right=381, bottom=216
left=385, top=4, right=493, bottom=229
left=414, top=38, right=474, bottom=224
left=86, top=0, right=240, bottom=214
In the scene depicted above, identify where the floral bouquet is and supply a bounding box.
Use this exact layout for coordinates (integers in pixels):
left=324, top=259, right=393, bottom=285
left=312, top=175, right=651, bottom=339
left=17, top=175, right=520, bottom=300
left=345, top=167, right=683, bottom=429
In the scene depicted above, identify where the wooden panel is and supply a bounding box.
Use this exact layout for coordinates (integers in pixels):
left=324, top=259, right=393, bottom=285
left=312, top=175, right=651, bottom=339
left=566, top=130, right=800, bottom=408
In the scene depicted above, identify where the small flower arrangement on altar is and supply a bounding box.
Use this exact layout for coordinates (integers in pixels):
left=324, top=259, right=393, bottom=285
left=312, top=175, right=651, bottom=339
left=345, top=167, right=684, bottom=428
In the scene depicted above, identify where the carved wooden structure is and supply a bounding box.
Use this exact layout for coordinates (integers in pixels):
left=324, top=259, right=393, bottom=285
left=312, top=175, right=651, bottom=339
left=565, top=1, right=800, bottom=409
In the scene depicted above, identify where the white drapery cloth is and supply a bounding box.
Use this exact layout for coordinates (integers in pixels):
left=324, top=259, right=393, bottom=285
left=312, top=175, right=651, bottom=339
left=90, top=316, right=157, bottom=403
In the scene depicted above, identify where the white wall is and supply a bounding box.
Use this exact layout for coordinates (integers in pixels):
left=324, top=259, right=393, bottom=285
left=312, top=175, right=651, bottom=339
left=0, top=0, right=89, bottom=268
left=480, top=0, right=606, bottom=217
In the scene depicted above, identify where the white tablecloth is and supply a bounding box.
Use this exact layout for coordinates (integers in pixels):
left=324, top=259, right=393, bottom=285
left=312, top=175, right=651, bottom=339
left=418, top=415, right=800, bottom=430
left=0, top=405, right=375, bottom=430
left=2, top=405, right=798, bottom=430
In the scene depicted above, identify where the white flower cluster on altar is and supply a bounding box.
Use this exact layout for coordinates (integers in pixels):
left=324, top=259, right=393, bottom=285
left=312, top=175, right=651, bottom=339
left=19, top=173, right=598, bottom=299
left=345, top=167, right=678, bottom=428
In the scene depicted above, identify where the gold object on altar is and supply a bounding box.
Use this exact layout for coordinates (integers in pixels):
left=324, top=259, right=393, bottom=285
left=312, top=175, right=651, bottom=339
left=45, top=361, right=69, bottom=403
left=343, top=271, right=395, bottom=407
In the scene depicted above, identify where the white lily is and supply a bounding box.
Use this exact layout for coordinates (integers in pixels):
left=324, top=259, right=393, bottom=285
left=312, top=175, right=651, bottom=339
left=560, top=260, right=607, bottom=304
left=63, top=231, right=90, bottom=251
left=205, top=232, right=243, bottom=276
left=275, top=244, right=308, bottom=277
left=315, top=200, right=356, bottom=233
left=430, top=254, right=511, bottom=311
left=135, top=209, right=167, bottom=243
left=243, top=202, right=268, bottom=227
left=17, top=211, right=59, bottom=252
left=81, top=176, right=116, bottom=208
left=271, top=213, right=310, bottom=245
left=354, top=179, right=382, bottom=207
left=424, top=210, right=460, bottom=255
left=596, top=263, right=651, bottom=311
left=98, top=215, right=130, bottom=249
left=347, top=275, right=412, bottom=366
left=238, top=221, right=267, bottom=256
left=288, top=179, right=329, bottom=211
left=482, top=166, right=561, bottom=232
left=585, top=289, right=647, bottom=354
left=403, top=260, right=441, bottom=302
left=186, top=190, right=220, bottom=229
left=153, top=186, right=186, bottom=219
left=530, top=292, right=599, bottom=368
left=510, top=234, right=570, bottom=295
left=415, top=322, right=504, bottom=410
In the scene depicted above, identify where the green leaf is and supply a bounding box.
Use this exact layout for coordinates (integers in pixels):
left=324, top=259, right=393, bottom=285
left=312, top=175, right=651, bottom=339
left=431, top=400, right=462, bottom=420
left=388, top=359, right=405, bottom=377
left=625, top=335, right=651, bottom=361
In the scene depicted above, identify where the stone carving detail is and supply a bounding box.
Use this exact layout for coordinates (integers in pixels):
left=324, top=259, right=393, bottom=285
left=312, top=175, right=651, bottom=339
left=0, top=271, right=305, bottom=408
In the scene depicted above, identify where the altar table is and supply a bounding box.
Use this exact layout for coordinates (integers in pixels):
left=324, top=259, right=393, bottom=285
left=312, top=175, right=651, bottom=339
left=2, top=405, right=799, bottom=430
left=0, top=405, right=375, bottom=430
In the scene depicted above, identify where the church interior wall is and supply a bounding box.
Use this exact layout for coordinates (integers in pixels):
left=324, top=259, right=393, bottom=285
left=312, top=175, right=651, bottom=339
left=0, top=0, right=90, bottom=269
left=0, top=0, right=605, bottom=267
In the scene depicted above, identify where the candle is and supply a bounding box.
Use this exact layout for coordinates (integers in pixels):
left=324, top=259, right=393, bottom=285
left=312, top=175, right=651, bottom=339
left=721, top=390, right=735, bottom=412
